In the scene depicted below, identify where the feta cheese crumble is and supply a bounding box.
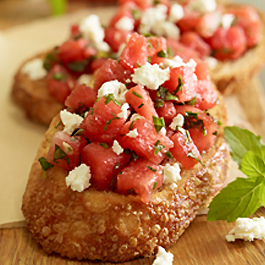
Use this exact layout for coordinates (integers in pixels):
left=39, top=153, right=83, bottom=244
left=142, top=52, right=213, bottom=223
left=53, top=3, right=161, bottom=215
left=115, top=16, right=135, bottom=31
left=130, top=113, right=145, bottom=121
left=112, top=140, right=124, bottom=155
left=169, top=114, right=184, bottom=130
left=152, top=20, right=180, bottom=39
left=204, top=56, right=218, bottom=70
left=131, top=63, right=170, bottom=90
left=65, top=164, right=91, bottom=192
left=226, top=217, right=265, bottom=242
left=118, top=103, right=130, bottom=119
left=126, top=128, right=138, bottom=138
left=188, top=0, right=217, bottom=13
left=77, top=74, right=93, bottom=85
left=160, top=56, right=197, bottom=71
left=21, top=58, right=46, bottom=80
left=79, top=14, right=110, bottom=52
left=163, top=162, right=181, bottom=184
left=98, top=80, right=128, bottom=104
left=60, top=109, right=84, bottom=135
left=221, top=14, right=236, bottom=29
left=152, top=246, right=173, bottom=265
left=168, top=3, right=184, bottom=23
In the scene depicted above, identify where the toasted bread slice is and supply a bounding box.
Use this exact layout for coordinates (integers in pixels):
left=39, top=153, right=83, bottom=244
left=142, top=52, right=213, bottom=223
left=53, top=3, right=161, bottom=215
left=21, top=92, right=230, bottom=262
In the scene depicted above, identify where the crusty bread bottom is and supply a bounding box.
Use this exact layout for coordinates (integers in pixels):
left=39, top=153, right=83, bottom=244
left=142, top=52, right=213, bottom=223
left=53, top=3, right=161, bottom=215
left=22, top=97, right=230, bottom=262
left=11, top=53, right=63, bottom=126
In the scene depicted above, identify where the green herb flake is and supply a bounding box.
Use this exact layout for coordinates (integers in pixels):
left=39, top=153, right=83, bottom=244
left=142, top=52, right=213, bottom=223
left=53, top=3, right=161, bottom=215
left=38, top=157, right=54, bottom=172
left=131, top=9, right=141, bottom=20
left=54, top=144, right=67, bottom=163
left=172, top=75, right=183, bottom=94
left=68, top=60, right=88, bottom=72
left=71, top=128, right=85, bottom=137
left=153, top=181, right=158, bottom=191
left=153, top=140, right=165, bottom=155
left=154, top=99, right=164, bottom=108
left=52, top=72, right=65, bottom=81
left=152, top=116, right=165, bottom=133
left=104, top=94, right=121, bottom=106
left=138, top=103, right=144, bottom=109
left=104, top=113, right=120, bottom=131
left=147, top=165, right=157, bottom=172
left=100, top=143, right=109, bottom=149
left=114, top=162, right=121, bottom=170
left=187, top=151, right=204, bottom=166
left=164, top=151, right=173, bottom=159
left=167, top=46, right=174, bottom=57
left=132, top=91, right=143, bottom=99
left=157, top=50, right=167, bottom=58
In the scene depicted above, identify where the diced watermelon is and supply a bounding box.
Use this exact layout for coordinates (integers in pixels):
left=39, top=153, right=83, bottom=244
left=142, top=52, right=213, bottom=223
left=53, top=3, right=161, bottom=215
left=81, top=142, right=130, bottom=190
left=156, top=101, right=176, bottom=126
left=120, top=33, right=149, bottom=71
left=118, top=118, right=173, bottom=164
left=93, top=59, right=132, bottom=91
left=90, top=57, right=108, bottom=73
left=169, top=131, right=201, bottom=169
left=125, top=85, right=158, bottom=121
left=46, top=131, right=87, bottom=171
left=163, top=66, right=197, bottom=102
left=65, top=83, right=97, bottom=112
left=179, top=32, right=211, bottom=58
left=116, top=158, right=164, bottom=203
left=47, top=64, right=77, bottom=103
left=193, top=58, right=209, bottom=81
left=80, top=97, right=127, bottom=144
left=194, top=80, right=218, bottom=110
left=118, top=0, right=152, bottom=10
left=147, top=36, right=167, bottom=65
left=175, top=105, right=217, bottom=152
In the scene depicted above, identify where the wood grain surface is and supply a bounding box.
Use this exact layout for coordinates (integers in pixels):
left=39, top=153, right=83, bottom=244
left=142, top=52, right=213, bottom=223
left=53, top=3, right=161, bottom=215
left=0, top=1, right=265, bottom=264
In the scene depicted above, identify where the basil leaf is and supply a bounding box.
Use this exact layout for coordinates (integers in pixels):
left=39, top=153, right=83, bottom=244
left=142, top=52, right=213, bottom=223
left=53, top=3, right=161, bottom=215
left=207, top=176, right=265, bottom=222
left=38, top=157, right=54, bottom=171
left=224, top=126, right=263, bottom=165
left=240, top=151, right=265, bottom=179
left=152, top=116, right=165, bottom=133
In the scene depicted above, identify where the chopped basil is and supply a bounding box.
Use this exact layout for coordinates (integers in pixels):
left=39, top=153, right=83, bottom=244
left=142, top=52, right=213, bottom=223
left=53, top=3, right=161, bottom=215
left=68, top=60, right=88, bottom=72
left=100, top=143, right=109, bottom=149
left=131, top=9, right=141, bottom=20
left=187, top=151, right=204, bottom=166
left=157, top=86, right=178, bottom=101
left=154, top=140, right=165, bottom=155
left=54, top=144, right=68, bottom=163
left=147, top=39, right=154, bottom=49
left=167, top=46, right=174, bottom=57
left=138, top=103, right=144, bottom=109
left=184, top=111, right=206, bottom=136
left=124, top=148, right=138, bottom=161
left=38, top=157, right=54, bottom=172
left=172, top=75, right=183, bottom=94
left=129, top=121, right=135, bottom=131
left=154, top=99, right=164, bottom=108
left=52, top=72, right=65, bottom=81
left=146, top=165, right=157, bottom=172
left=186, top=96, right=197, bottom=106
left=43, top=53, right=57, bottom=71
left=152, top=116, right=165, bottom=133
left=164, top=151, right=173, bottom=159
left=104, top=94, right=121, bottom=106
left=71, top=128, right=85, bottom=137
left=104, top=113, right=120, bottom=131
left=114, top=162, right=121, bottom=170
left=127, top=188, right=135, bottom=193
left=153, top=181, right=158, bottom=191
left=137, top=62, right=142, bottom=68
left=56, top=120, right=63, bottom=128
left=157, top=50, right=167, bottom=58
left=132, top=91, right=143, bottom=99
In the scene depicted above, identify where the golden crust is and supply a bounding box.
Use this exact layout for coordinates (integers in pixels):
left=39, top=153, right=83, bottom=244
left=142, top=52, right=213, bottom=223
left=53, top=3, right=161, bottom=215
left=209, top=6, right=265, bottom=95
left=22, top=96, right=230, bottom=262
left=11, top=52, right=63, bottom=126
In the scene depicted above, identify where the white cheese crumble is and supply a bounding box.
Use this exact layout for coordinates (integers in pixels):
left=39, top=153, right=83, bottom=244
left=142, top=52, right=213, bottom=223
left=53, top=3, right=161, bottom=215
left=168, top=3, right=184, bottom=23
left=115, top=16, right=135, bottom=31
left=152, top=246, right=174, bottom=265
left=117, top=103, right=130, bottom=119
left=204, top=56, right=218, bottom=70
left=226, top=217, right=265, bottom=242
left=152, top=20, right=180, bottom=40
left=126, top=128, right=138, bottom=138
left=160, top=56, right=197, bottom=72
left=131, top=63, right=170, bottom=90
left=163, top=162, right=181, bottom=184
left=130, top=113, right=145, bottom=121
left=169, top=114, right=184, bottom=130
left=160, top=127, right=167, bottom=136
left=221, top=14, right=236, bottom=29
left=65, top=164, right=91, bottom=192
left=60, top=109, right=84, bottom=135
left=79, top=14, right=110, bottom=52
left=21, top=58, right=46, bottom=80
left=187, top=0, right=217, bottom=13
left=140, top=4, right=167, bottom=33
left=112, top=140, right=124, bottom=155
left=98, top=80, right=128, bottom=104
left=77, top=74, right=92, bottom=85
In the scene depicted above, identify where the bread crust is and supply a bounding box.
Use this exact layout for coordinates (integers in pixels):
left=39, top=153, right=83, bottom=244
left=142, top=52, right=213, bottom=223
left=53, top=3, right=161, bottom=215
left=11, top=52, right=63, bottom=126
left=22, top=95, right=230, bottom=262
left=209, top=7, right=265, bottom=95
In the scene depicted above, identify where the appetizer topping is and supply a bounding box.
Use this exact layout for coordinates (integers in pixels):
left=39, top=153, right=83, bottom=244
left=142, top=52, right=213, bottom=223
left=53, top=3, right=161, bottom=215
left=112, top=140, right=124, bottom=155
left=115, top=16, right=135, bottom=31
left=60, top=109, right=84, bottom=135
left=65, top=163, right=91, bottom=192
left=126, top=128, right=139, bottom=138
left=163, top=162, right=181, bottom=184
left=187, top=0, right=217, bottom=13
left=98, top=80, right=128, bottom=104
left=226, top=217, right=265, bottom=242
left=130, top=113, right=145, bottom=121
left=131, top=62, right=170, bottom=90
left=77, top=74, right=92, bottom=85
left=117, top=103, right=130, bottom=119
left=168, top=3, right=184, bottom=23
left=169, top=114, right=184, bottom=130
left=152, top=246, right=174, bottom=265
left=22, top=58, right=46, bottom=80
left=221, top=14, right=236, bottom=29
